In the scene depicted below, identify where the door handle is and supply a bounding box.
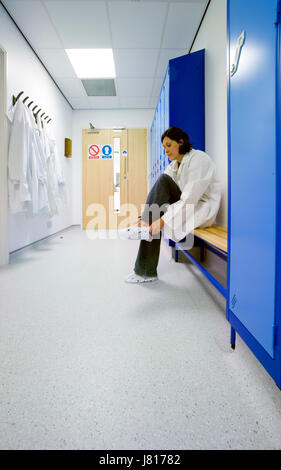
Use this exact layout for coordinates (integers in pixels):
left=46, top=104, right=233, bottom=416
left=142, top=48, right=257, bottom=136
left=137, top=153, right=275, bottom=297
left=230, top=31, right=245, bottom=77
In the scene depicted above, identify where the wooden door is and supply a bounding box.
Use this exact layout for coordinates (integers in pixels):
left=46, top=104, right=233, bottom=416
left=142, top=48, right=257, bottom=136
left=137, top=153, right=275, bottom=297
left=82, top=128, right=147, bottom=230
left=126, top=129, right=147, bottom=224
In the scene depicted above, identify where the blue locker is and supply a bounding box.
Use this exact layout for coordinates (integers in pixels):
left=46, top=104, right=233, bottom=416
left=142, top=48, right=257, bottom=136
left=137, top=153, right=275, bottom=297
left=227, top=0, right=281, bottom=387
left=150, top=50, right=205, bottom=187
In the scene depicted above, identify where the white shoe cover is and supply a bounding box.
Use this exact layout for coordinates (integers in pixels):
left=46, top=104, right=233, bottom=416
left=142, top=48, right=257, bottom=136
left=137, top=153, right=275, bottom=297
left=119, top=226, right=153, bottom=242
left=125, top=272, right=158, bottom=283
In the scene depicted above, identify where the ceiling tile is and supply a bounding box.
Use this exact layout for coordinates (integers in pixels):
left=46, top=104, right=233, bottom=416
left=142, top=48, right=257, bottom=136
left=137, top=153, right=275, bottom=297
left=2, top=0, right=208, bottom=111
left=114, top=49, right=159, bottom=78
left=148, top=95, right=160, bottom=109
left=44, top=0, right=112, bottom=48
left=119, top=97, right=150, bottom=109
left=54, top=77, right=87, bottom=98
left=155, top=49, right=187, bottom=78
left=2, top=0, right=63, bottom=48
left=35, top=49, right=77, bottom=78
left=117, top=78, right=154, bottom=98
left=68, top=97, right=90, bottom=109
left=88, top=97, right=121, bottom=109
left=108, top=1, right=168, bottom=48
left=151, top=78, right=163, bottom=98
left=162, top=1, right=207, bottom=49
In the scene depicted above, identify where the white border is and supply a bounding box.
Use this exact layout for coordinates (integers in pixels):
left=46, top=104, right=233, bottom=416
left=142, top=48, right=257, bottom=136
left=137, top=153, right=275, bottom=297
left=0, top=45, right=9, bottom=264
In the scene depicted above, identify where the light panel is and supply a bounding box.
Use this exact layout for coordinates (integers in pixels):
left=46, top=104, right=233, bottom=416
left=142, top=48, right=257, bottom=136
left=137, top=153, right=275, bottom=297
left=65, top=49, right=116, bottom=78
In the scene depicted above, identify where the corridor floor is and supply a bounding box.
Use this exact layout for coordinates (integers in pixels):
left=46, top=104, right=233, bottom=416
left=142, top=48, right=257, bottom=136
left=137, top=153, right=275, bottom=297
left=0, top=226, right=281, bottom=450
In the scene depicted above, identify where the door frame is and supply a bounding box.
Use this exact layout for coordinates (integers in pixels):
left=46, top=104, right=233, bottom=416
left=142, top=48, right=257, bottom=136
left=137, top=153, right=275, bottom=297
left=0, top=45, right=9, bottom=265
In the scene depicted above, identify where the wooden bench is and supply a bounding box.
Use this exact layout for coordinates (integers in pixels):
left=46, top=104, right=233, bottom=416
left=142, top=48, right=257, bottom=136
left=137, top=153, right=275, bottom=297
left=170, top=225, right=228, bottom=298
left=193, top=225, right=227, bottom=254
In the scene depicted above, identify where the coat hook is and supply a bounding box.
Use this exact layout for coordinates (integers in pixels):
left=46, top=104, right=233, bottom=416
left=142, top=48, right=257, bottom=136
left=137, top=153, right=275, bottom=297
left=12, top=90, right=24, bottom=106
left=23, top=96, right=29, bottom=103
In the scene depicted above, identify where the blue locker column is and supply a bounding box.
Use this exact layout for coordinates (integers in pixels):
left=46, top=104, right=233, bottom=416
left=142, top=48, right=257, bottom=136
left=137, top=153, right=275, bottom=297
left=162, top=69, right=170, bottom=171
left=227, top=0, right=281, bottom=387
left=149, top=50, right=205, bottom=189
left=155, top=102, right=160, bottom=179
left=150, top=125, right=154, bottom=188
left=169, top=50, right=205, bottom=151
left=150, top=120, right=153, bottom=187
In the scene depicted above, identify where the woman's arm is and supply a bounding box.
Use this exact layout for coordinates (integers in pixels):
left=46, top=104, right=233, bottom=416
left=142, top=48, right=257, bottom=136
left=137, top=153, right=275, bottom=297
left=149, top=217, right=164, bottom=235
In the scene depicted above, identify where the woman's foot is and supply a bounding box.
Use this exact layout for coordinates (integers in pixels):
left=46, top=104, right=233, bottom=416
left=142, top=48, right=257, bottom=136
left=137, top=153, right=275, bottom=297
left=125, top=272, right=158, bottom=283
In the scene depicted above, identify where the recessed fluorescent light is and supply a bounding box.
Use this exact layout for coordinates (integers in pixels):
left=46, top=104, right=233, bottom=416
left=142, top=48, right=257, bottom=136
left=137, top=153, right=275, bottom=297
left=65, top=49, right=116, bottom=78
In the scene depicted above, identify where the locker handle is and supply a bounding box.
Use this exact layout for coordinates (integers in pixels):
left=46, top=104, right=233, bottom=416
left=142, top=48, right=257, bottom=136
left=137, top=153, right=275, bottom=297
left=230, top=31, right=246, bottom=77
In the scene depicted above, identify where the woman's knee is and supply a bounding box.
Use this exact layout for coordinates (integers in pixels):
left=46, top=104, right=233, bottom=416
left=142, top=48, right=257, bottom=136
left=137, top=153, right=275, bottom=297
left=158, top=173, right=172, bottom=182
left=156, top=173, right=173, bottom=187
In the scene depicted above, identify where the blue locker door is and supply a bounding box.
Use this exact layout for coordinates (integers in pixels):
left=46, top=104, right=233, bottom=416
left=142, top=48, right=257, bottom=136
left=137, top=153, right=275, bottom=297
left=228, top=0, right=278, bottom=357
left=164, top=69, right=170, bottom=168
left=169, top=50, right=205, bottom=151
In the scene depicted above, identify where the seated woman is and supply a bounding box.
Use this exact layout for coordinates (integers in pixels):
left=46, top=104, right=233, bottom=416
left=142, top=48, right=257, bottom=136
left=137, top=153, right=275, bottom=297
left=122, top=126, right=221, bottom=283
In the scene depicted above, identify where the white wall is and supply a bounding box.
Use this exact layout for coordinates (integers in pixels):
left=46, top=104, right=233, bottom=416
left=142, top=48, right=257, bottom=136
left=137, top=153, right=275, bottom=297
left=72, top=109, right=154, bottom=225
left=0, top=4, right=73, bottom=252
left=191, top=0, right=228, bottom=227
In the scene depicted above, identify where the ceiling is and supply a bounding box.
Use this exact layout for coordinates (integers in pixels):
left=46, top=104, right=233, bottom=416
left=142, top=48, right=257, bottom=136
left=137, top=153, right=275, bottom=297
left=2, top=0, right=208, bottom=110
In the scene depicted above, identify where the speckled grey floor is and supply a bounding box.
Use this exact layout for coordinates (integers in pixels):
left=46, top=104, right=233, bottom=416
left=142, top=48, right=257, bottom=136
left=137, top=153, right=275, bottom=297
left=0, top=226, right=281, bottom=450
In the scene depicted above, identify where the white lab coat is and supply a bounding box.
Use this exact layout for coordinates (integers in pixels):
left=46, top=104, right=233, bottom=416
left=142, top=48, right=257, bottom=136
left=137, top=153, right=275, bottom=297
left=48, top=135, right=67, bottom=204
left=8, top=101, right=33, bottom=213
left=42, top=123, right=67, bottom=215
left=162, top=148, right=221, bottom=242
left=27, top=108, right=49, bottom=214
left=7, top=100, right=64, bottom=216
left=37, top=117, right=58, bottom=216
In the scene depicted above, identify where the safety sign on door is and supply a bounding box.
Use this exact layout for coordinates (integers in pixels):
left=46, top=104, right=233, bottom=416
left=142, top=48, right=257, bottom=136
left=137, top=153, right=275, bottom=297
left=102, top=145, right=113, bottom=159
left=88, top=144, right=100, bottom=160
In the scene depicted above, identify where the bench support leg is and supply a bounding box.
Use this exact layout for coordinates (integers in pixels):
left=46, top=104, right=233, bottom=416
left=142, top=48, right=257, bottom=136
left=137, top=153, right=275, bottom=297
left=231, top=327, right=236, bottom=350
left=200, top=244, right=205, bottom=262
left=174, top=247, right=178, bottom=262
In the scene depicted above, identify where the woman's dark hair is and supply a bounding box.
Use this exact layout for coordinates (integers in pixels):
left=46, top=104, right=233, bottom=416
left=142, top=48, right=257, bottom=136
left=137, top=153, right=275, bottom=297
left=161, top=127, right=192, bottom=154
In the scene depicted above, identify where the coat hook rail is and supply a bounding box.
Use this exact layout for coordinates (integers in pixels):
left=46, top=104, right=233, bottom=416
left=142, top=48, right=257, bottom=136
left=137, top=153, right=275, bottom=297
left=12, top=92, right=52, bottom=123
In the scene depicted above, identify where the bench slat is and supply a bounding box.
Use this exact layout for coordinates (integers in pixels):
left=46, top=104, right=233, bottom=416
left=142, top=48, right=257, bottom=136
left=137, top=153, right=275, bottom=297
left=193, top=225, right=228, bottom=253
left=198, top=228, right=227, bottom=240
left=208, top=224, right=227, bottom=234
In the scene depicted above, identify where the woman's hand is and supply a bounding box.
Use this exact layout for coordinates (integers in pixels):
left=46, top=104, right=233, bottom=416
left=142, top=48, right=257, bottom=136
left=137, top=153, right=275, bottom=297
left=149, top=218, right=164, bottom=235
left=133, top=216, right=143, bottom=227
